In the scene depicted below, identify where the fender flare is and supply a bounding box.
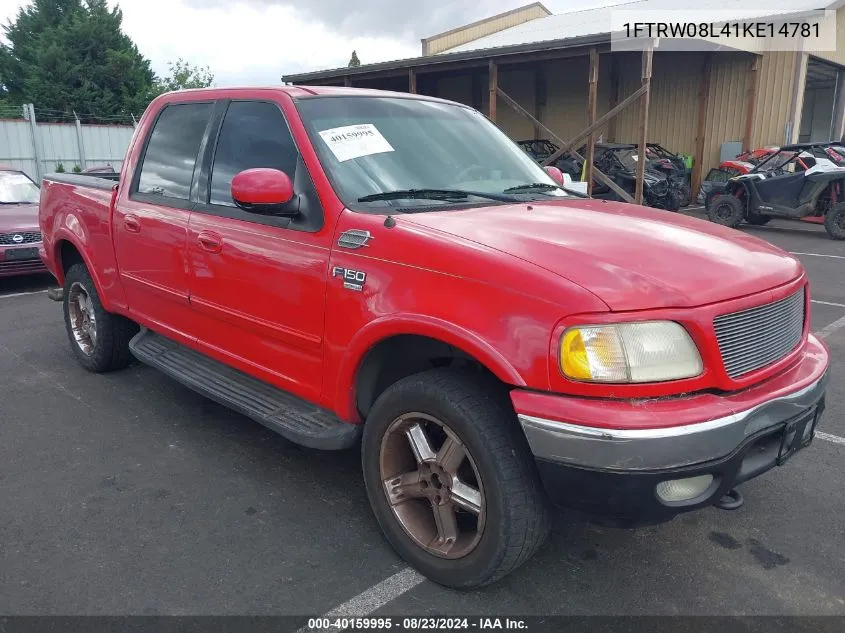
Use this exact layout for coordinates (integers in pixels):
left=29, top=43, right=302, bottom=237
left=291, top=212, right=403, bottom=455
left=333, top=314, right=526, bottom=420
left=52, top=226, right=115, bottom=313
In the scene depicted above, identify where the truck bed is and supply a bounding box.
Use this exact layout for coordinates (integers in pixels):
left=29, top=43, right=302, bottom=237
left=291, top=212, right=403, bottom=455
left=38, top=172, right=126, bottom=309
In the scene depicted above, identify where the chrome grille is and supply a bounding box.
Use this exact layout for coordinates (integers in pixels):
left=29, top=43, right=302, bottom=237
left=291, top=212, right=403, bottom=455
left=0, top=231, right=41, bottom=245
left=714, top=289, right=805, bottom=379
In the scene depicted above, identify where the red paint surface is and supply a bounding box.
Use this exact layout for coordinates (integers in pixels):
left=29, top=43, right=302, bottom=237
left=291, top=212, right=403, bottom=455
left=38, top=87, right=829, bottom=431
left=231, top=168, right=294, bottom=206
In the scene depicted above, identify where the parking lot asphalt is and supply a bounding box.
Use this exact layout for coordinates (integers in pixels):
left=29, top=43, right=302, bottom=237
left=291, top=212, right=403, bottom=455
left=1, top=216, right=843, bottom=618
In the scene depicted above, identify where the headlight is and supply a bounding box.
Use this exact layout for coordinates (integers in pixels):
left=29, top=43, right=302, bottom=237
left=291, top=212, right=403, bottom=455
left=560, top=321, right=703, bottom=383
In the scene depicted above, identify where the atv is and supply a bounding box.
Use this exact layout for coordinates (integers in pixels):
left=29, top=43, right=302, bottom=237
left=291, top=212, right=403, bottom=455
left=590, top=143, right=683, bottom=211
left=641, top=143, right=693, bottom=207
left=706, top=143, right=845, bottom=239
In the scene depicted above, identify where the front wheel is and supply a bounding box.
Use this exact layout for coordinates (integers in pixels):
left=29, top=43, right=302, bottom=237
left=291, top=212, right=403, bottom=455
left=825, top=202, right=845, bottom=240
left=707, top=194, right=744, bottom=228
left=362, top=369, right=551, bottom=589
left=63, top=263, right=139, bottom=372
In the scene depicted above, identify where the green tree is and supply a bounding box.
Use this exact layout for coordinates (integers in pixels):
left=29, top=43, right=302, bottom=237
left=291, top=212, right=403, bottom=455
left=154, top=58, right=214, bottom=94
left=348, top=50, right=361, bottom=67
left=0, top=0, right=156, bottom=121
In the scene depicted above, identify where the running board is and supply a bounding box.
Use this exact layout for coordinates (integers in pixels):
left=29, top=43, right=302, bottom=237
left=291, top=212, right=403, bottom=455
left=129, top=330, right=360, bottom=450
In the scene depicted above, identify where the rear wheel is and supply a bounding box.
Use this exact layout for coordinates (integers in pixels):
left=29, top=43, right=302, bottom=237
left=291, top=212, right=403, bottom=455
left=708, top=194, right=744, bottom=228
left=362, top=369, right=551, bottom=588
left=63, top=263, right=138, bottom=372
left=825, top=202, right=845, bottom=240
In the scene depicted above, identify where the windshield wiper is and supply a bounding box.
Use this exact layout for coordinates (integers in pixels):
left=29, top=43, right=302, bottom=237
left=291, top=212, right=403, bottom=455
left=503, top=182, right=590, bottom=199
left=502, top=182, right=559, bottom=193
left=357, top=188, right=517, bottom=203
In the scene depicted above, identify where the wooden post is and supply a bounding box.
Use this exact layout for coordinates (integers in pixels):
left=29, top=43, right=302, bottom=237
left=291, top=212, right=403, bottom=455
left=408, top=68, right=417, bottom=94
left=496, top=86, right=635, bottom=203
left=634, top=42, right=653, bottom=206
left=585, top=48, right=599, bottom=195
left=488, top=59, right=498, bottom=122
left=691, top=54, right=713, bottom=198
left=742, top=56, right=761, bottom=152
left=607, top=55, right=620, bottom=142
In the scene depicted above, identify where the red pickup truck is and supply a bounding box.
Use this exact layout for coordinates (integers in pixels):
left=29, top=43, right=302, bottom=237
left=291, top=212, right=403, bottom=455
left=39, top=86, right=829, bottom=588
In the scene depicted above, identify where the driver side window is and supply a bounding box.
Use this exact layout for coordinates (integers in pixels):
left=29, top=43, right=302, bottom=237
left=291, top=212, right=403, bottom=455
left=209, top=101, right=299, bottom=207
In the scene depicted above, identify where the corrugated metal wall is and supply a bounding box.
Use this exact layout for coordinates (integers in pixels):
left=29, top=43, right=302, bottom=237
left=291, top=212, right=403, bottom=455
left=752, top=51, right=798, bottom=149
left=375, top=45, right=805, bottom=177
left=498, top=69, right=537, bottom=141
left=424, top=4, right=550, bottom=55
left=0, top=118, right=134, bottom=180
left=811, top=8, right=845, bottom=67
left=702, top=55, right=751, bottom=170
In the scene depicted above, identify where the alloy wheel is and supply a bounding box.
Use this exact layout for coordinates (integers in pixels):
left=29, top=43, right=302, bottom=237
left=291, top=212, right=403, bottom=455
left=67, top=281, right=97, bottom=355
left=379, top=413, right=486, bottom=559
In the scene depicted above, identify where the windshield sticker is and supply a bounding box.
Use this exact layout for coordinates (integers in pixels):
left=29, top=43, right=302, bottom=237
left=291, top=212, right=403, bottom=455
left=318, top=124, right=394, bottom=162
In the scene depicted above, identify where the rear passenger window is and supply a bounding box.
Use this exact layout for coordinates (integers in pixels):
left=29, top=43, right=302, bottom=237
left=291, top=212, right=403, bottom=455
left=209, top=101, right=299, bottom=207
left=137, top=103, right=213, bottom=200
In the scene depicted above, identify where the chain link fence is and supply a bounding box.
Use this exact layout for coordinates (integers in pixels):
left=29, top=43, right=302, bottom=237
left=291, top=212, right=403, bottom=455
left=0, top=103, right=137, bottom=181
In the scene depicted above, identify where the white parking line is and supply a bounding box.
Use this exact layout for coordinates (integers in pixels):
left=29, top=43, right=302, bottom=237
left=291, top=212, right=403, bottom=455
left=0, top=289, right=48, bottom=300
left=790, top=252, right=845, bottom=260
left=817, top=432, right=845, bottom=446
left=817, top=314, right=845, bottom=339
left=812, top=300, right=845, bottom=309
left=300, top=568, right=425, bottom=632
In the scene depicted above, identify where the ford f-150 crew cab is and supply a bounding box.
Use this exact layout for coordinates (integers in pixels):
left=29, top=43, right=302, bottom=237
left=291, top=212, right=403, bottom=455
left=38, top=86, right=829, bottom=588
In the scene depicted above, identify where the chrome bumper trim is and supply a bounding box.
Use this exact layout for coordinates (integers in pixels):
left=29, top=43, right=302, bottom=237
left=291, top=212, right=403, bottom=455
left=518, top=373, right=828, bottom=471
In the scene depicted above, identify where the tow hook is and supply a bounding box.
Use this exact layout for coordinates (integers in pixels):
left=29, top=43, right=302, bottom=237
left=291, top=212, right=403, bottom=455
left=47, top=287, right=64, bottom=302
left=714, top=489, right=744, bottom=511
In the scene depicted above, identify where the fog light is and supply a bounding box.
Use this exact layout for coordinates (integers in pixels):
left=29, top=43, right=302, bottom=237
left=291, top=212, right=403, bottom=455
left=655, top=474, right=714, bottom=503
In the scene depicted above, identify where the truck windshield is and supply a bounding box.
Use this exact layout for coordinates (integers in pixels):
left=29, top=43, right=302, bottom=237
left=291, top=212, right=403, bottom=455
left=295, top=96, right=569, bottom=211
left=0, top=171, right=39, bottom=205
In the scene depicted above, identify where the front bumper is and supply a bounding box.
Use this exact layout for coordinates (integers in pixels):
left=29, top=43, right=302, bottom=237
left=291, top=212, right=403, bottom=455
left=514, top=334, right=829, bottom=524
left=0, top=243, right=47, bottom=278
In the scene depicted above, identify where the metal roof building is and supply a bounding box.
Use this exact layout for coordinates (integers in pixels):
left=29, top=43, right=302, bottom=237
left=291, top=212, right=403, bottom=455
left=284, top=1, right=845, bottom=194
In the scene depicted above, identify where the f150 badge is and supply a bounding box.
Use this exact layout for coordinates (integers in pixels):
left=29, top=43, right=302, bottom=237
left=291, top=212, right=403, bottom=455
left=333, top=266, right=367, bottom=292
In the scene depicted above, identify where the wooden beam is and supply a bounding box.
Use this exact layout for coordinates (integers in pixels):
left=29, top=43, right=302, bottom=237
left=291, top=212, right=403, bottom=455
left=634, top=42, right=653, bottom=205
left=540, top=83, right=648, bottom=167
left=585, top=47, right=599, bottom=196
left=742, top=56, right=761, bottom=152
left=691, top=54, right=713, bottom=198
left=496, top=86, right=635, bottom=203
left=488, top=59, right=498, bottom=122
left=607, top=55, right=620, bottom=142
left=408, top=68, right=417, bottom=94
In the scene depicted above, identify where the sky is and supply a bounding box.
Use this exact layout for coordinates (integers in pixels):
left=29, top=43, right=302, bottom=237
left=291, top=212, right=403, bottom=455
left=0, top=0, right=620, bottom=85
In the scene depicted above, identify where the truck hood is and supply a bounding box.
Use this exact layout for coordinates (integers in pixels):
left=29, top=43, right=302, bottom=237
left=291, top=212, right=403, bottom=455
left=402, top=199, right=802, bottom=311
left=0, top=203, right=39, bottom=232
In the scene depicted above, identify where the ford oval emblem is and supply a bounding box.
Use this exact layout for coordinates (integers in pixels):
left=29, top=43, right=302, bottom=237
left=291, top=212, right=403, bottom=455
left=12, top=234, right=24, bottom=244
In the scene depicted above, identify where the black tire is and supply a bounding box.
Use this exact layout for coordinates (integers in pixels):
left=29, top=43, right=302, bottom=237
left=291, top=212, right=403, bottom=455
left=707, top=194, right=744, bottom=228
left=745, top=215, right=771, bottom=226
left=63, top=263, right=139, bottom=372
left=362, top=369, right=551, bottom=589
left=825, top=202, right=845, bottom=240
